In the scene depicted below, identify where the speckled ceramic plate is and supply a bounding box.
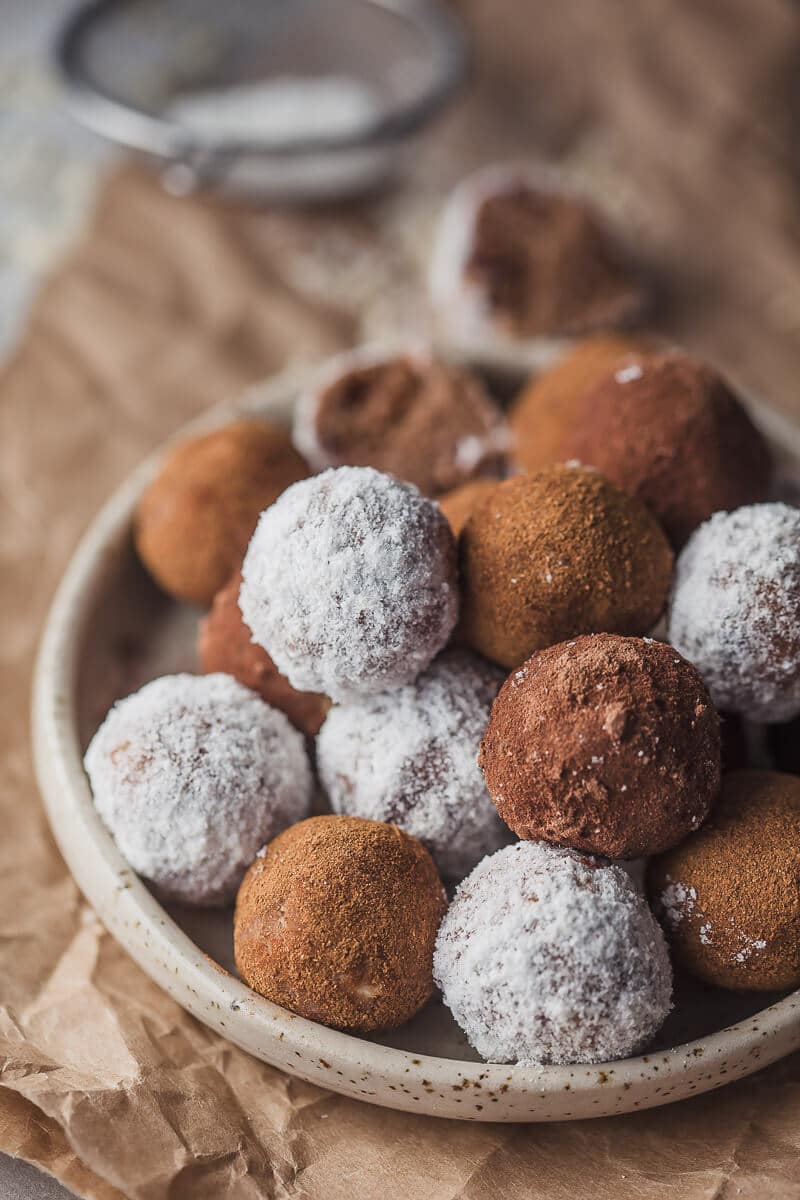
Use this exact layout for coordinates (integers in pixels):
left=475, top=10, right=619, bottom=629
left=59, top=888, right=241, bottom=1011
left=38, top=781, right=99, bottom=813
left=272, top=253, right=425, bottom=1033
left=32, top=360, right=800, bottom=1122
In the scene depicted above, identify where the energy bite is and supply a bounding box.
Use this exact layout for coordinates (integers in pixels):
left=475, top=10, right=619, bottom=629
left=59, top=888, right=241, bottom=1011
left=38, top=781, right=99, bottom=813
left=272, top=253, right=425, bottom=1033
left=649, top=771, right=800, bottom=991
left=84, top=673, right=313, bottom=905
left=293, top=349, right=508, bottom=497
left=668, top=503, right=800, bottom=722
left=430, top=164, right=650, bottom=369
left=317, top=650, right=509, bottom=879
left=480, top=634, right=721, bottom=859
left=459, top=464, right=673, bottom=669
left=240, top=466, right=459, bottom=702
left=234, top=815, right=447, bottom=1032
left=434, top=842, right=672, bottom=1065
left=510, top=333, right=653, bottom=473
left=564, top=352, right=772, bottom=546
left=135, top=419, right=308, bottom=606
left=198, top=570, right=329, bottom=737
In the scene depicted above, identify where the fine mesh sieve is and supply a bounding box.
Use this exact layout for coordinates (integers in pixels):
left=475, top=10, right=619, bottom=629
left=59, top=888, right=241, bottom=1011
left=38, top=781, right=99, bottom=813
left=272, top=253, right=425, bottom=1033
left=56, top=0, right=468, bottom=200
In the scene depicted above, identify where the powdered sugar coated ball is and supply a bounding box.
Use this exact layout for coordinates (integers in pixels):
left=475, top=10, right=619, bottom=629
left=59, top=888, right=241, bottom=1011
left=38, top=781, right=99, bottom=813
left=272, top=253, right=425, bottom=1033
left=240, top=466, right=459, bottom=702
left=434, top=842, right=672, bottom=1065
left=668, top=504, right=800, bottom=722
left=84, top=673, right=312, bottom=905
left=317, top=650, right=510, bottom=879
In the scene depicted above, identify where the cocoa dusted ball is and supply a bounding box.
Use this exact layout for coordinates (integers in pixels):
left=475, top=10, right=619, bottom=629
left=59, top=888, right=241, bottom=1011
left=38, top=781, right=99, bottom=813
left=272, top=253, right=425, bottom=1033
left=649, top=771, right=800, bottom=991
left=438, top=478, right=500, bottom=538
left=293, top=350, right=508, bottom=497
left=234, top=815, right=447, bottom=1032
left=460, top=465, right=674, bottom=669
left=198, top=571, right=329, bottom=737
left=480, top=634, right=721, bottom=859
left=564, top=352, right=772, bottom=546
left=510, top=334, right=652, bottom=473
left=136, top=420, right=308, bottom=606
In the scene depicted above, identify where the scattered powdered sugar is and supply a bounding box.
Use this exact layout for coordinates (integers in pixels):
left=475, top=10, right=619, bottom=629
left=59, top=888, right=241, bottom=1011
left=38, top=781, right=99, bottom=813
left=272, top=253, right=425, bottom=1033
left=317, top=650, right=509, bottom=878
left=433, top=842, right=672, bottom=1065
left=668, top=503, right=800, bottom=722
left=240, top=467, right=459, bottom=702
left=453, top=428, right=510, bottom=472
left=614, top=363, right=644, bottom=384
left=84, top=674, right=312, bottom=905
left=656, top=879, right=698, bottom=929
left=731, top=934, right=768, bottom=963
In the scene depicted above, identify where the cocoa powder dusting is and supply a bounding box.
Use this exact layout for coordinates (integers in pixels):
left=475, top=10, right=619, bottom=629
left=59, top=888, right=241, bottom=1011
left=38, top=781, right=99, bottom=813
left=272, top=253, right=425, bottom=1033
left=480, top=633, right=721, bottom=859
left=465, top=188, right=649, bottom=338
left=648, top=771, right=800, bottom=991
left=565, top=351, right=773, bottom=546
left=234, top=815, right=447, bottom=1032
left=460, top=464, right=674, bottom=669
left=198, top=571, right=329, bottom=736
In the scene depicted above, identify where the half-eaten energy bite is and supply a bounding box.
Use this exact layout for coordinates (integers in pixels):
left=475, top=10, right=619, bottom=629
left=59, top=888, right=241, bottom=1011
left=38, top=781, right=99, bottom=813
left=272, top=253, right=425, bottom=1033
left=293, top=349, right=508, bottom=497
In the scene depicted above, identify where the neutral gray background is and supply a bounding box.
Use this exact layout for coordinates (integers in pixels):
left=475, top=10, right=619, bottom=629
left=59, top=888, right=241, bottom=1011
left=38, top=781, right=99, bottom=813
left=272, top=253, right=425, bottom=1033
left=0, top=1156, right=76, bottom=1200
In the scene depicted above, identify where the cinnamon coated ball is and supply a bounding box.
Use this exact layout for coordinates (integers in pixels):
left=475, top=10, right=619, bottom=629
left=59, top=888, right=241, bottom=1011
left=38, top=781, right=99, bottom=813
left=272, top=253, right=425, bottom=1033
left=460, top=465, right=674, bottom=669
left=293, top=350, right=508, bottom=497
left=649, top=771, right=800, bottom=991
left=564, top=352, right=772, bottom=546
left=480, top=634, right=721, bottom=859
left=510, top=334, right=652, bottom=473
left=136, top=420, right=308, bottom=606
left=198, top=571, right=329, bottom=736
left=234, top=815, right=447, bottom=1032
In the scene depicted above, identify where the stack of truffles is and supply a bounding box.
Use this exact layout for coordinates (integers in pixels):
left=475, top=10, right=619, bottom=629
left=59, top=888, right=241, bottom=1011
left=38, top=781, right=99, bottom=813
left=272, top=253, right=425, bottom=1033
left=84, top=173, right=800, bottom=1070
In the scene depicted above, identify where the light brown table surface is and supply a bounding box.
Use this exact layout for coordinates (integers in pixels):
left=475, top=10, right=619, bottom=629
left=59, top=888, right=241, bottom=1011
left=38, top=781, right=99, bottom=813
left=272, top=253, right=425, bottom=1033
left=3, top=1, right=800, bottom=1196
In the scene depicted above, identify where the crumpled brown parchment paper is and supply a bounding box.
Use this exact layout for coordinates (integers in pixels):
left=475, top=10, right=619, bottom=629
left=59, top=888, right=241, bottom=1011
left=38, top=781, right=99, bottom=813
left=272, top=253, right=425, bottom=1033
left=4, top=1, right=800, bottom=1194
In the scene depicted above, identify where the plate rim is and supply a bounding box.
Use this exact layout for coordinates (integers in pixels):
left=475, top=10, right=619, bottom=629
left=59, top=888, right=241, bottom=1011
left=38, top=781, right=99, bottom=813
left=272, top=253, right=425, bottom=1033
left=31, top=364, right=800, bottom=1122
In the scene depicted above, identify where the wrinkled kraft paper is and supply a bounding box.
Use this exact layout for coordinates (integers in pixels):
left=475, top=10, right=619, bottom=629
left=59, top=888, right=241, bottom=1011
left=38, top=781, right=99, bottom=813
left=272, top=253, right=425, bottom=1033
left=5, top=0, right=800, bottom=1193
